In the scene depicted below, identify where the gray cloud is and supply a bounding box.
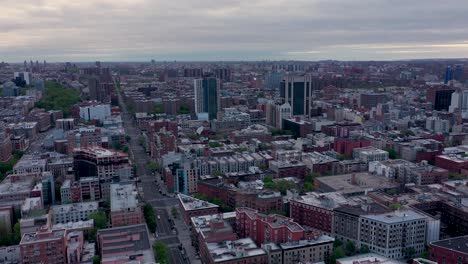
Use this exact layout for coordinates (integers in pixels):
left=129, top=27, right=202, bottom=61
left=0, top=0, right=468, bottom=61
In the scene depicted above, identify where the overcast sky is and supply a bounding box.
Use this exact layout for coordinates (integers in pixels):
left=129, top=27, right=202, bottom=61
left=1, top=0, right=468, bottom=62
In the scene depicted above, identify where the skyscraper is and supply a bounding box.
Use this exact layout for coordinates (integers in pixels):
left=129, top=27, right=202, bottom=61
left=194, top=77, right=220, bottom=120
left=280, top=74, right=318, bottom=116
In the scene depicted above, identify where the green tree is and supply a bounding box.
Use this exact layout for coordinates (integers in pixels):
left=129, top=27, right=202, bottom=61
left=177, top=104, right=191, bottom=115
left=12, top=222, right=21, bottom=244
left=125, top=135, right=131, bottom=142
left=35, top=81, right=81, bottom=117
left=384, top=148, right=400, bottom=159
left=152, top=104, right=164, bottom=114
left=333, top=238, right=343, bottom=248
left=171, top=207, right=179, bottom=219
left=147, top=161, right=160, bottom=173
left=122, top=146, right=129, bottom=153
left=138, top=136, right=146, bottom=146
left=345, top=241, right=356, bottom=256
left=89, top=212, right=107, bottom=229
left=329, top=247, right=346, bottom=264
left=153, top=241, right=169, bottom=264
left=208, top=141, right=222, bottom=148
left=143, top=203, right=157, bottom=233
left=389, top=203, right=403, bottom=210
left=92, top=256, right=101, bottom=264
left=359, top=245, right=370, bottom=254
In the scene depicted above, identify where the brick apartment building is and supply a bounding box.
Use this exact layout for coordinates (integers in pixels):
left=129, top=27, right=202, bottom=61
left=236, top=207, right=317, bottom=245
left=430, top=236, right=468, bottom=264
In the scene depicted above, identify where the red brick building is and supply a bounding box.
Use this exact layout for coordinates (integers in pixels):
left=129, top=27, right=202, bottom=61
left=269, top=160, right=309, bottom=179
left=334, top=137, right=371, bottom=156
left=289, top=194, right=336, bottom=233
left=430, top=236, right=468, bottom=264
left=20, top=229, right=67, bottom=264
left=197, top=179, right=282, bottom=214
left=110, top=184, right=143, bottom=227
left=435, top=155, right=468, bottom=174
left=236, top=207, right=315, bottom=245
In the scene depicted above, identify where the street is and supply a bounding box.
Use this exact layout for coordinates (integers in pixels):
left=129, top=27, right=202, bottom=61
left=117, top=87, right=200, bottom=264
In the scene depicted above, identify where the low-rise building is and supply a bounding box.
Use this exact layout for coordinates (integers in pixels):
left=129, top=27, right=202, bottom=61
left=97, top=224, right=154, bottom=264
left=50, top=201, right=98, bottom=224
left=353, top=146, right=389, bottom=163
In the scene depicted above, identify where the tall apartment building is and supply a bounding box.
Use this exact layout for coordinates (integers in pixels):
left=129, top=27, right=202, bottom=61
left=73, top=147, right=131, bottom=198
left=359, top=210, right=427, bottom=259
left=110, top=183, right=143, bottom=227
left=194, top=77, right=221, bottom=120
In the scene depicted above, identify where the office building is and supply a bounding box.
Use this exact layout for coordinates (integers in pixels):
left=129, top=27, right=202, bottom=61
left=280, top=74, right=318, bottom=116
left=194, top=77, right=221, bottom=120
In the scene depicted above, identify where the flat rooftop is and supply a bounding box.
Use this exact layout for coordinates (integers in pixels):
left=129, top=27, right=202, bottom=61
left=98, top=224, right=154, bottom=263
left=51, top=201, right=98, bottom=214
left=293, top=192, right=355, bottom=209
left=207, top=238, right=266, bottom=263
left=280, top=235, right=334, bottom=250
left=430, top=235, right=468, bottom=254
left=315, top=172, right=398, bottom=194
left=178, top=193, right=219, bottom=212
left=362, top=210, right=426, bottom=224
left=21, top=229, right=65, bottom=244
left=52, top=219, right=94, bottom=230
left=110, top=183, right=139, bottom=212
left=337, top=253, right=405, bottom=264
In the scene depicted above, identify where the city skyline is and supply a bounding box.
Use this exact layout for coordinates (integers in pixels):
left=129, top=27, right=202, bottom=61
left=1, top=0, right=468, bottom=62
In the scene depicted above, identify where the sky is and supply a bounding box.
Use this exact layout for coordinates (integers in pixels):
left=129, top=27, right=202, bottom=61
left=1, top=0, right=468, bottom=62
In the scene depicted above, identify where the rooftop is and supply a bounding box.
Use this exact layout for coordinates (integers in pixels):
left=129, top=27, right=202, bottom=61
left=237, top=207, right=304, bottom=232
left=207, top=238, right=267, bottom=263
left=52, top=219, right=94, bottom=230
left=20, top=229, right=65, bottom=244
left=430, top=235, right=468, bottom=254
left=337, top=253, right=405, bottom=264
left=294, top=192, right=355, bottom=209
left=315, top=172, right=398, bottom=195
left=362, top=210, right=426, bottom=224
left=51, top=201, right=98, bottom=214
left=98, top=224, right=154, bottom=263
left=280, top=235, right=334, bottom=249
left=178, top=193, right=219, bottom=212
left=110, top=183, right=139, bottom=212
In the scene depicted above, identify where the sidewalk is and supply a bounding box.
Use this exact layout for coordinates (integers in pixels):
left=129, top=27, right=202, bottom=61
left=168, top=206, right=202, bottom=264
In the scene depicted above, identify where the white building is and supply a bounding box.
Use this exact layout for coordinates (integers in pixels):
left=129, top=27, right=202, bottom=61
left=50, top=201, right=99, bottom=224
left=353, top=146, right=389, bottom=163
left=359, top=210, right=427, bottom=259
left=79, top=103, right=111, bottom=122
